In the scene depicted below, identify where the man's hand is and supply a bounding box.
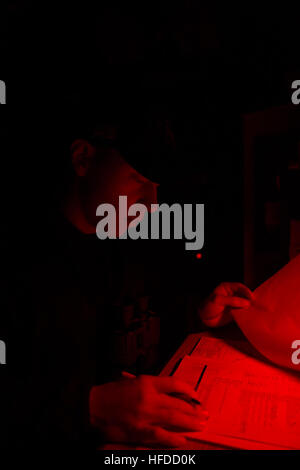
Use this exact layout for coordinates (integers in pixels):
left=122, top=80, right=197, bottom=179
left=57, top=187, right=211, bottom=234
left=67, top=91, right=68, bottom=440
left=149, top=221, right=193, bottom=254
left=89, top=375, right=209, bottom=447
left=199, top=282, right=253, bottom=328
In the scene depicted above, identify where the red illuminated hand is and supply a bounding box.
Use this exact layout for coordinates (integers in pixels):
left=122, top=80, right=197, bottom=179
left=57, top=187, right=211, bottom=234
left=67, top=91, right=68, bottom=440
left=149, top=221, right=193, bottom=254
left=89, top=375, right=209, bottom=448
left=199, top=282, right=253, bottom=328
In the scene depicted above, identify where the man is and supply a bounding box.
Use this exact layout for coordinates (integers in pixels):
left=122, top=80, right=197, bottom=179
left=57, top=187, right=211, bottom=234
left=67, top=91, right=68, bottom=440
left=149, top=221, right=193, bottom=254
left=6, top=107, right=252, bottom=448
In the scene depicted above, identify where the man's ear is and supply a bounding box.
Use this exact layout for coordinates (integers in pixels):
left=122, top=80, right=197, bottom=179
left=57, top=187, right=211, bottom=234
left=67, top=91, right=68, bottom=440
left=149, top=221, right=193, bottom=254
left=70, top=139, right=96, bottom=176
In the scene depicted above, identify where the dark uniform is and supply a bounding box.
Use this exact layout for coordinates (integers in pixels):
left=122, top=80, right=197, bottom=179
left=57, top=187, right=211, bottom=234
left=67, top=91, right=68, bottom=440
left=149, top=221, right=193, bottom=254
left=3, top=211, right=190, bottom=447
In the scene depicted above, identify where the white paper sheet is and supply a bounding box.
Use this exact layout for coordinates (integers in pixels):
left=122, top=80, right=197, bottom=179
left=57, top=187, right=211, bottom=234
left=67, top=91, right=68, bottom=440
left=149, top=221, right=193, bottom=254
left=232, top=254, right=300, bottom=371
left=174, top=341, right=300, bottom=449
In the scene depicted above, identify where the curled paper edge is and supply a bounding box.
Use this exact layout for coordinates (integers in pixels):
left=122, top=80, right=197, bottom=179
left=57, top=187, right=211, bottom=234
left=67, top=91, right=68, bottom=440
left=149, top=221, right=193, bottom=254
left=232, top=255, right=300, bottom=372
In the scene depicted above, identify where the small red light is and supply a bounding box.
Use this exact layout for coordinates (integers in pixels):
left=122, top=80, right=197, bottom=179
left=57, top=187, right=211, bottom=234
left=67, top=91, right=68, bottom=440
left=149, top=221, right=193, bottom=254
left=196, top=253, right=202, bottom=259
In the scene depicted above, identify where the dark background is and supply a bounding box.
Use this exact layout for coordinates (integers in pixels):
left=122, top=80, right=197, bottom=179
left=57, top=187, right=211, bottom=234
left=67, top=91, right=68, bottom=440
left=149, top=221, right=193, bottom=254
left=1, top=2, right=300, bottom=354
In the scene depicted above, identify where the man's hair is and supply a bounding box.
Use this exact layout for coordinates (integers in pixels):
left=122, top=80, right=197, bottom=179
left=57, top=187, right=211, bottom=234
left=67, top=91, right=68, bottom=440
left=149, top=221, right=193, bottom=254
left=58, top=96, right=176, bottom=184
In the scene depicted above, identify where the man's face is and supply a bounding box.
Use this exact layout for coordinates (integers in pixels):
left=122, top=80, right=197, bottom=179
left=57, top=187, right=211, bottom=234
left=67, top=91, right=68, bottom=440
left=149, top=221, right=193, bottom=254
left=79, top=147, right=158, bottom=236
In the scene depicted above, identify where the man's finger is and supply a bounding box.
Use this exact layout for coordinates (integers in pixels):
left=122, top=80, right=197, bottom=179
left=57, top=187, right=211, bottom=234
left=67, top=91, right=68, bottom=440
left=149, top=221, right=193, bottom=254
left=154, top=376, right=200, bottom=401
left=217, top=282, right=253, bottom=300
left=154, top=408, right=208, bottom=432
left=144, top=426, right=187, bottom=448
left=213, top=294, right=251, bottom=309
left=231, top=283, right=253, bottom=300
left=159, top=394, right=208, bottom=418
left=202, top=310, right=233, bottom=327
